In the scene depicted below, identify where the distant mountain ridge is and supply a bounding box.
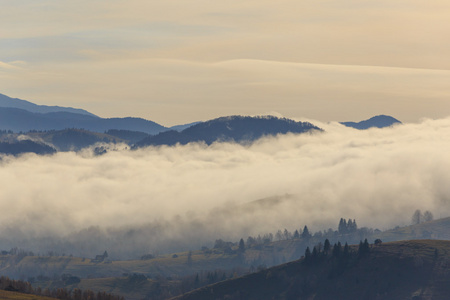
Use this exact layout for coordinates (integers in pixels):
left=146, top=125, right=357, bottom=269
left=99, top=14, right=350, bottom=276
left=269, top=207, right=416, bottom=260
left=135, top=115, right=322, bottom=147
left=0, top=93, right=404, bottom=154
left=341, top=115, right=401, bottom=130
left=0, top=107, right=167, bottom=135
left=0, top=93, right=97, bottom=117
left=0, top=93, right=168, bottom=135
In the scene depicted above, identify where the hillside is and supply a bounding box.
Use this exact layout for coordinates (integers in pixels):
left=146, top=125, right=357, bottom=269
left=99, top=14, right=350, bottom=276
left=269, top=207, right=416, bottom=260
left=0, top=217, right=449, bottom=299
left=169, top=122, right=201, bottom=132
left=135, top=115, right=321, bottom=147
left=0, top=129, right=127, bottom=153
left=0, top=107, right=167, bottom=135
left=0, top=251, right=240, bottom=280
left=0, top=140, right=56, bottom=156
left=341, top=115, right=401, bottom=130
left=173, top=239, right=450, bottom=300
left=105, top=129, right=150, bottom=144
left=29, top=129, right=126, bottom=151
left=0, top=290, right=56, bottom=300
left=376, top=217, right=450, bottom=241
left=0, top=93, right=97, bottom=117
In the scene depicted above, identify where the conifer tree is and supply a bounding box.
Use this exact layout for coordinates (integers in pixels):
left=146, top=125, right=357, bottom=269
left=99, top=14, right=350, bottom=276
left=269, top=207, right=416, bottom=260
left=332, top=243, right=341, bottom=257
left=324, top=239, right=331, bottom=255
left=363, top=238, right=370, bottom=253
left=238, top=238, right=245, bottom=253
left=352, top=219, right=357, bottom=231
left=304, top=246, right=311, bottom=261
left=343, top=242, right=349, bottom=257
left=412, top=209, right=422, bottom=225
left=423, top=211, right=434, bottom=222
left=302, top=225, right=311, bottom=239
left=312, top=246, right=318, bottom=261
left=338, top=218, right=347, bottom=234
left=347, top=219, right=353, bottom=232
left=358, top=239, right=370, bottom=256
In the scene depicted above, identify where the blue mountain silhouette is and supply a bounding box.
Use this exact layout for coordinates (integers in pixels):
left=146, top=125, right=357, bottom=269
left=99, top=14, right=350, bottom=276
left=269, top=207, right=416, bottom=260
left=341, top=115, right=401, bottom=129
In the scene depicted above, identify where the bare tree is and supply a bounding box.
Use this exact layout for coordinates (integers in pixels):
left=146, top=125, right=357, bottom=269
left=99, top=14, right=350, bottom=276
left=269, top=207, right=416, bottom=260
left=411, top=209, right=422, bottom=225
left=423, top=210, right=434, bottom=222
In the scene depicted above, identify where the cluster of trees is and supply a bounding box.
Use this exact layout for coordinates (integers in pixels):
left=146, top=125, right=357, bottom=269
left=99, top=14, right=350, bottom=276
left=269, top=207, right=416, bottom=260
left=411, top=209, right=434, bottom=225
left=0, top=139, right=56, bottom=155
left=202, top=218, right=380, bottom=271
left=120, top=268, right=251, bottom=299
left=242, top=219, right=361, bottom=250
left=338, top=218, right=357, bottom=234
left=0, top=276, right=124, bottom=300
left=0, top=247, right=77, bottom=258
left=246, top=234, right=274, bottom=247
left=240, top=225, right=314, bottom=250
left=303, top=238, right=371, bottom=269
left=218, top=219, right=362, bottom=254
left=177, top=268, right=247, bottom=296
left=0, top=129, right=14, bottom=135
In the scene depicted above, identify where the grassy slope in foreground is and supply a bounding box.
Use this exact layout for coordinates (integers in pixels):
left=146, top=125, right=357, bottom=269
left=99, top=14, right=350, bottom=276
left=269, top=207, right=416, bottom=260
left=0, top=290, right=56, bottom=300
left=172, top=240, right=450, bottom=300
left=377, top=217, right=450, bottom=241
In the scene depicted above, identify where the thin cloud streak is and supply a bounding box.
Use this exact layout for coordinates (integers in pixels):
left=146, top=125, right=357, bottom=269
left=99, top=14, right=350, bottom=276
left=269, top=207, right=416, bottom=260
left=1, top=59, right=450, bottom=125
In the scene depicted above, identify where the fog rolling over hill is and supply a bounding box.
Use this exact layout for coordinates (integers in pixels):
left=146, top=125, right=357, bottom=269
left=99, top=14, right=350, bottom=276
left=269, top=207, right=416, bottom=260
left=0, top=139, right=56, bottom=156
left=0, top=117, right=449, bottom=258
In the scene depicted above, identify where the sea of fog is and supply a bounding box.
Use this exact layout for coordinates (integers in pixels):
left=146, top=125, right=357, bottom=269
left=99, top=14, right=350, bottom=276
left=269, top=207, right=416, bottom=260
left=0, top=117, right=449, bottom=258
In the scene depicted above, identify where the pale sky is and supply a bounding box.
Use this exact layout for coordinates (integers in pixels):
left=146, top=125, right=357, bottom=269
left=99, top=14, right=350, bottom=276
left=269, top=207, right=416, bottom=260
left=1, top=0, right=450, bottom=126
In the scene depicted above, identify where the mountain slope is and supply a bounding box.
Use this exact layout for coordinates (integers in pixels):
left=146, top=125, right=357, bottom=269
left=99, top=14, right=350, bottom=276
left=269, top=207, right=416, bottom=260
left=376, top=217, right=450, bottom=241
left=105, top=129, right=150, bottom=144
left=173, top=239, right=450, bottom=300
left=169, top=121, right=202, bottom=132
left=0, top=290, right=57, bottom=300
left=0, top=93, right=97, bottom=117
left=29, top=129, right=126, bottom=151
left=0, top=107, right=167, bottom=135
left=135, top=115, right=321, bottom=147
left=0, top=140, right=56, bottom=155
left=341, top=115, right=401, bottom=130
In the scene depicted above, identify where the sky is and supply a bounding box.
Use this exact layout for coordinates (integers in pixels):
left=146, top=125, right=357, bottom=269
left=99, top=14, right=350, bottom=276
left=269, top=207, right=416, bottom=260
left=1, top=0, right=450, bottom=126
left=1, top=119, right=450, bottom=257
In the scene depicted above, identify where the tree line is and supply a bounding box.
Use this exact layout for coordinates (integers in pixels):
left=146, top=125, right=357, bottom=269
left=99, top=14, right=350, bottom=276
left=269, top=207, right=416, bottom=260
left=0, top=276, right=124, bottom=300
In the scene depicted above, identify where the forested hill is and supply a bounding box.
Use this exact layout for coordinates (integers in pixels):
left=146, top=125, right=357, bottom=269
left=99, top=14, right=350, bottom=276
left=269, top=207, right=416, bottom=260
left=0, top=140, right=56, bottom=156
left=341, top=115, right=401, bottom=130
left=0, top=107, right=167, bottom=135
left=0, top=93, right=97, bottom=117
left=173, top=239, right=450, bottom=300
left=134, top=115, right=322, bottom=147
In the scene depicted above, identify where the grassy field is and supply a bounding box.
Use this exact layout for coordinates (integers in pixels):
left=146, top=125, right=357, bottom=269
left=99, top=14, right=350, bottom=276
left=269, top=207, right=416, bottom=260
left=0, top=250, right=238, bottom=280
left=376, top=217, right=450, bottom=241
left=0, top=290, right=56, bottom=300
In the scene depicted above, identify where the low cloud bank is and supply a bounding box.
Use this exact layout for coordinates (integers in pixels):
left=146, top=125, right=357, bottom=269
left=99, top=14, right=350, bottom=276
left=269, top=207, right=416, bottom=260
left=0, top=117, right=449, bottom=258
